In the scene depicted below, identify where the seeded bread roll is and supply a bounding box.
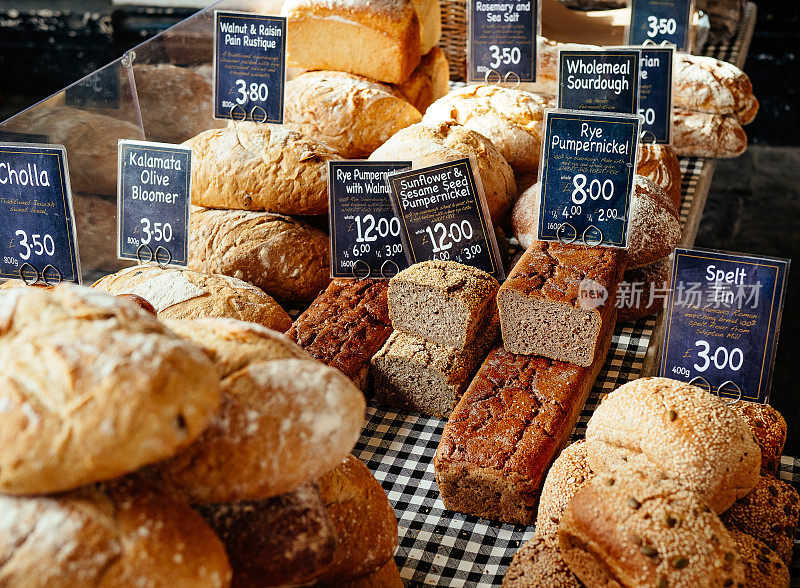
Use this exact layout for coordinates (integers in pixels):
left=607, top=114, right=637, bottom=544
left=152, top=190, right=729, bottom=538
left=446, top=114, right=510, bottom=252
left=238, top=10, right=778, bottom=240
left=673, top=110, right=748, bottom=159
left=0, top=477, right=232, bottom=588
left=184, top=122, right=340, bottom=215
left=394, top=46, right=450, bottom=113
left=421, top=85, right=551, bottom=173
left=152, top=359, right=366, bottom=504
left=388, top=260, right=499, bottom=348
left=369, top=121, right=517, bottom=224
left=502, top=533, right=581, bottom=588
left=316, top=455, right=399, bottom=584
left=617, top=256, right=673, bottom=322
left=196, top=484, right=336, bottom=588
left=728, top=401, right=787, bottom=475
left=0, top=286, right=220, bottom=495
left=585, top=377, right=761, bottom=513
left=188, top=207, right=331, bottom=302
left=637, top=143, right=683, bottom=209
left=559, top=469, right=746, bottom=588
left=92, top=265, right=291, bottom=331
left=535, top=440, right=595, bottom=538
left=285, top=71, right=422, bottom=158
left=720, top=474, right=799, bottom=565
left=728, top=529, right=790, bottom=588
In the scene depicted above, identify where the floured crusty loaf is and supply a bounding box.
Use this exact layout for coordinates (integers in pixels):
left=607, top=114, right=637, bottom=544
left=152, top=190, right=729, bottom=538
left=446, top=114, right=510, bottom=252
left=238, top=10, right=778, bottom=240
left=728, top=529, right=790, bottom=588
left=153, top=359, right=365, bottom=504
left=729, top=401, right=787, bottom=475
left=92, top=264, right=291, bottom=331
left=0, top=477, right=232, bottom=587
left=394, top=46, right=450, bottom=113
left=285, top=70, right=421, bottom=158
left=188, top=207, right=331, bottom=302
left=673, top=109, right=748, bottom=158
left=502, top=533, right=581, bottom=588
left=585, top=377, right=761, bottom=513
left=637, top=143, right=683, bottom=209
left=0, top=286, right=220, bottom=495
left=184, top=122, right=340, bottom=215
left=422, top=85, right=551, bottom=173
left=370, top=121, right=517, bottom=223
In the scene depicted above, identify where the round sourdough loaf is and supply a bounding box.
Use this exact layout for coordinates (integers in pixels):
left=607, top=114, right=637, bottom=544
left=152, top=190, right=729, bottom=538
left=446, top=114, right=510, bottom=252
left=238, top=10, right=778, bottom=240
left=285, top=70, right=422, bottom=158
left=0, top=477, right=232, bottom=587
left=535, top=440, right=595, bottom=538
left=184, top=121, right=340, bottom=215
left=617, top=256, right=672, bottom=323
left=0, top=286, right=220, bottom=495
left=92, top=264, right=291, bottom=332
left=637, top=143, right=683, bottom=209
left=559, top=469, right=746, bottom=588
left=673, top=110, right=748, bottom=159
left=163, top=318, right=312, bottom=379
left=421, top=85, right=551, bottom=173
left=728, top=529, right=790, bottom=588
left=153, top=359, right=365, bottom=504
left=369, top=121, right=517, bottom=223
left=502, top=533, right=580, bottom=588
left=187, top=207, right=331, bottom=302
left=585, top=377, right=761, bottom=513
left=728, top=401, right=787, bottom=476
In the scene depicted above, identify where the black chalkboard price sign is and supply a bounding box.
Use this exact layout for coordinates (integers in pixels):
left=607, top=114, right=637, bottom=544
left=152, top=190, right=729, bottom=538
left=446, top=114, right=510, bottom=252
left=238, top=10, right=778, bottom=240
left=627, top=0, right=694, bottom=49
left=557, top=48, right=641, bottom=115
left=387, top=158, right=505, bottom=280
left=213, top=11, right=286, bottom=123
left=117, top=140, right=192, bottom=268
left=537, top=110, right=640, bottom=248
left=328, top=160, right=411, bottom=279
left=637, top=45, right=674, bottom=145
left=0, top=143, right=81, bottom=284
left=659, top=248, right=789, bottom=404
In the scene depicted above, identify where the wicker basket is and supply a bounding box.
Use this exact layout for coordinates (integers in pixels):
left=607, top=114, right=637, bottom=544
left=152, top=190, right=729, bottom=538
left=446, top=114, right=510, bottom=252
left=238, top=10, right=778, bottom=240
left=439, top=0, right=467, bottom=81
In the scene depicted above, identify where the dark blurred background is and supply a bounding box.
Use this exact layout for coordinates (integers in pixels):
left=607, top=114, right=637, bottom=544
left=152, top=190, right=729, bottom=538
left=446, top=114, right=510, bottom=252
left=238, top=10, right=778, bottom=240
left=0, top=0, right=797, bottom=448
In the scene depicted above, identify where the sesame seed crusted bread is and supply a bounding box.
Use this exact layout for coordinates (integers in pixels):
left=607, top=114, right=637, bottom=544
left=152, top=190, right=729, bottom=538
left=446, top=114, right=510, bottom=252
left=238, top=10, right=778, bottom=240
left=720, top=474, right=799, bottom=565
left=502, top=533, right=582, bottom=588
left=559, top=468, right=746, bottom=588
left=728, top=529, right=790, bottom=588
left=151, top=359, right=366, bottom=504
left=585, top=377, right=761, bottom=513
left=387, top=260, right=499, bottom=348
left=0, top=476, right=232, bottom=588
left=0, top=285, right=221, bottom=495
left=728, top=401, right=787, bottom=476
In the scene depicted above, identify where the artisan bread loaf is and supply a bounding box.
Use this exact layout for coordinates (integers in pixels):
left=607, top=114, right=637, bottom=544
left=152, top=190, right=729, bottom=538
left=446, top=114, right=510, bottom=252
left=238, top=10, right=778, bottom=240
left=92, top=265, right=291, bottom=331
left=196, top=484, right=336, bottom=588
left=284, top=0, right=422, bottom=84
left=559, top=469, right=746, bottom=588
left=673, top=109, right=748, bottom=158
left=0, top=286, right=220, bottom=495
left=331, top=558, right=404, bottom=587
left=637, top=143, right=683, bottom=208
left=370, top=121, right=517, bottom=223
left=728, top=529, right=790, bottom=588
left=188, top=207, right=331, bottom=302
left=412, top=0, right=441, bottom=54
left=395, top=46, right=450, bottom=113
left=0, top=477, right=232, bottom=587
left=617, top=256, right=672, bottom=322
left=184, top=122, right=339, bottom=215
left=502, top=534, right=581, bottom=588
left=535, top=440, right=595, bottom=538
left=421, top=85, right=550, bottom=173
left=153, top=359, right=365, bottom=504
left=285, top=70, right=421, bottom=158
left=585, top=377, right=761, bottom=513
left=729, top=401, right=787, bottom=475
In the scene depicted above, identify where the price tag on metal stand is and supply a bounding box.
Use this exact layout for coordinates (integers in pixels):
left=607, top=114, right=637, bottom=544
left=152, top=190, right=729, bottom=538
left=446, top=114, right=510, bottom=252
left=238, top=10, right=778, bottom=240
left=387, top=157, right=505, bottom=279
left=557, top=48, right=641, bottom=115
left=117, top=140, right=192, bottom=268
left=328, top=160, right=411, bottom=279
left=467, top=0, right=540, bottom=84
left=0, top=143, right=81, bottom=284
left=213, top=11, right=286, bottom=123
left=627, top=0, right=694, bottom=49
left=659, top=247, right=789, bottom=404
left=536, top=109, right=640, bottom=248
left=636, top=45, right=675, bottom=144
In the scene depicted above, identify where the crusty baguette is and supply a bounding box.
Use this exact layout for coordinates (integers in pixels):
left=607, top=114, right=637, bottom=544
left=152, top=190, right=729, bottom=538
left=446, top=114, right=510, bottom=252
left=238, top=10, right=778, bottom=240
left=673, top=109, right=748, bottom=158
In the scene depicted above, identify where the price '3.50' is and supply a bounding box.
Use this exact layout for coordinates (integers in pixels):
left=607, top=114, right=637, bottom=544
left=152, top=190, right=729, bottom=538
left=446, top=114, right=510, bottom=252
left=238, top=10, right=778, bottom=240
left=15, top=230, right=55, bottom=260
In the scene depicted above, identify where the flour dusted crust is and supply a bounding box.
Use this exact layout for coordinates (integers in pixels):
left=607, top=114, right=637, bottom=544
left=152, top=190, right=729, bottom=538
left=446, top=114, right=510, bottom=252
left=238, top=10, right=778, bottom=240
left=0, top=285, right=221, bottom=495
left=285, top=70, right=421, bottom=158
left=673, top=109, right=748, bottom=159
left=92, top=264, right=291, bottom=332
left=395, top=46, right=450, bottom=113
left=369, top=121, right=517, bottom=223
left=184, top=122, right=340, bottom=215
left=0, top=477, right=232, bottom=587
left=637, top=143, right=683, bottom=209
left=153, top=359, right=366, bottom=504
left=585, top=377, right=761, bottom=513
left=422, top=85, right=551, bottom=173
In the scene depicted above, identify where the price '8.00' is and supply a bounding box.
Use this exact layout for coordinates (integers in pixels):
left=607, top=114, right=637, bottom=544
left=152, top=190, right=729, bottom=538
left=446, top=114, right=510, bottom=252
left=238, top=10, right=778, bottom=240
left=571, top=174, right=615, bottom=204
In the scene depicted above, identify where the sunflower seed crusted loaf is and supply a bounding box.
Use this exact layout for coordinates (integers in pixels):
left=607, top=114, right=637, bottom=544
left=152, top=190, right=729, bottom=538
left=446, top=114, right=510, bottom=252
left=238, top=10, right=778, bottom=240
left=728, top=401, right=787, bottom=475
left=728, top=529, right=790, bottom=588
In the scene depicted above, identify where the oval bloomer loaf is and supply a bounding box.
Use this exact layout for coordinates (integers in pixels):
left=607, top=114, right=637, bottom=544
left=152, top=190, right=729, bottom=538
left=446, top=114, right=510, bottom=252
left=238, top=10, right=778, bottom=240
left=0, top=286, right=221, bottom=495
left=673, top=109, right=748, bottom=159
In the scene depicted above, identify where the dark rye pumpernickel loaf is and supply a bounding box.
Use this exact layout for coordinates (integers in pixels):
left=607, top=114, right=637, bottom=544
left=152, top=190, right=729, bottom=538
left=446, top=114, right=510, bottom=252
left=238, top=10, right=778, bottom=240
left=286, top=279, right=393, bottom=391
left=497, top=241, right=624, bottom=367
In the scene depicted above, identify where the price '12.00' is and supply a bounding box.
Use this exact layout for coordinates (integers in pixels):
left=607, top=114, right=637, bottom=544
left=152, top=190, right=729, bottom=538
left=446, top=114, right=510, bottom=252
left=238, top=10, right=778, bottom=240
left=425, top=220, right=474, bottom=252
left=355, top=214, right=401, bottom=243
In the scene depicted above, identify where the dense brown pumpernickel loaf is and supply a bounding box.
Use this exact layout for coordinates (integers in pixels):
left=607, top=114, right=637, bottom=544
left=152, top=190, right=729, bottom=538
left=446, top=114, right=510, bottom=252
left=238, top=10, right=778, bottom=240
left=0, top=286, right=220, bottom=495
left=387, top=260, right=499, bottom=348
left=196, top=484, right=336, bottom=588
left=287, top=279, right=394, bottom=391
left=394, top=47, right=450, bottom=113
left=637, top=143, right=683, bottom=208
left=497, top=240, right=624, bottom=366
left=617, top=256, right=673, bottom=322
left=284, top=71, right=422, bottom=158
left=559, top=469, right=746, bottom=588
left=729, top=401, right=787, bottom=475
left=673, top=109, right=748, bottom=158
left=184, top=122, right=340, bottom=215
left=502, top=533, right=582, bottom=588
left=0, top=477, right=232, bottom=587
left=728, top=529, right=790, bottom=588
left=92, top=264, right=291, bottom=331
left=585, top=377, right=761, bottom=513
left=535, top=440, right=595, bottom=538
left=152, top=359, right=366, bottom=504
left=188, top=207, right=331, bottom=302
